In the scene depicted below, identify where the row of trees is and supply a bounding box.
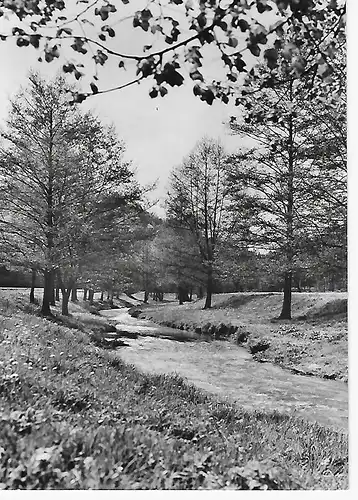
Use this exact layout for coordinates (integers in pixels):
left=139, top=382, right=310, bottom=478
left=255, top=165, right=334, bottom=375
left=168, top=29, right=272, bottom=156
left=161, top=40, right=346, bottom=318
left=0, top=73, right=147, bottom=316
left=0, top=59, right=346, bottom=320
left=0, top=1, right=346, bottom=321
left=133, top=224, right=346, bottom=302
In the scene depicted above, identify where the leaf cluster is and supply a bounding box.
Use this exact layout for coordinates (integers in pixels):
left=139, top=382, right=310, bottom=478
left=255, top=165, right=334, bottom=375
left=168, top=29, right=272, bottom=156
left=0, top=0, right=346, bottom=103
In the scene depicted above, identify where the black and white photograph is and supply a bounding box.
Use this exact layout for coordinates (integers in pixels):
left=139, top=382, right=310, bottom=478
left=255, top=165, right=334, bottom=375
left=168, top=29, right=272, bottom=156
left=0, top=0, right=350, bottom=492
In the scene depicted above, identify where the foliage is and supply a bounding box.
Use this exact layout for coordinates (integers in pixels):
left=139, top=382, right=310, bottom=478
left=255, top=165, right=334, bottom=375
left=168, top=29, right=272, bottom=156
left=214, top=243, right=264, bottom=292
left=0, top=0, right=346, bottom=103
left=153, top=223, right=207, bottom=293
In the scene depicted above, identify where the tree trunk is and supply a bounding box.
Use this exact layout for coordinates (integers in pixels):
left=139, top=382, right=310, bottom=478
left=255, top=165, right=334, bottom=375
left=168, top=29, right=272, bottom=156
left=329, top=274, right=335, bottom=292
left=83, top=288, right=88, bottom=301
left=178, top=285, right=183, bottom=305
left=100, top=291, right=104, bottom=301
left=178, top=285, right=190, bottom=305
left=204, top=266, right=213, bottom=309
left=45, top=105, right=55, bottom=311
left=144, top=290, right=149, bottom=303
left=56, top=272, right=73, bottom=316
left=30, top=268, right=36, bottom=304
left=89, top=289, right=94, bottom=305
left=50, top=271, right=56, bottom=306
left=41, top=269, right=53, bottom=316
left=279, top=271, right=292, bottom=320
left=279, top=86, right=294, bottom=321
left=61, top=289, right=71, bottom=316
left=197, top=287, right=204, bottom=299
left=55, top=287, right=60, bottom=301
left=71, top=285, right=78, bottom=302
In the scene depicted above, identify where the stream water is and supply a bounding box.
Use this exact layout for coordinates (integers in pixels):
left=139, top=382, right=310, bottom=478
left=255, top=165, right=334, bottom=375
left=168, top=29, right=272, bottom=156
left=100, top=309, right=348, bottom=432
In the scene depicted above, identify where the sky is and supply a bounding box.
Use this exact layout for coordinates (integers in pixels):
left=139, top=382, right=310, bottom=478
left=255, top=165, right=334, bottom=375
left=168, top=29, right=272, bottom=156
left=0, top=2, right=248, bottom=216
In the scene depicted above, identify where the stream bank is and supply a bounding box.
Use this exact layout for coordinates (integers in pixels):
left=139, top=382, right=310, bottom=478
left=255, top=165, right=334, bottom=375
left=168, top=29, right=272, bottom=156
left=127, top=294, right=348, bottom=383
left=100, top=308, right=348, bottom=432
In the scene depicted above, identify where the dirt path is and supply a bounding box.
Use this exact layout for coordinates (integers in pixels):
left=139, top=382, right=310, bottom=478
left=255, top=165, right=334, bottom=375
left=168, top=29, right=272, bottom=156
left=101, top=310, right=348, bottom=432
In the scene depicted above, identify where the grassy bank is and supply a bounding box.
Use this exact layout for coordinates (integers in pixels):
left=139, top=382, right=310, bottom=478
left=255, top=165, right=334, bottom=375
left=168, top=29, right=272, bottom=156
left=131, top=292, right=348, bottom=382
left=0, top=293, right=348, bottom=489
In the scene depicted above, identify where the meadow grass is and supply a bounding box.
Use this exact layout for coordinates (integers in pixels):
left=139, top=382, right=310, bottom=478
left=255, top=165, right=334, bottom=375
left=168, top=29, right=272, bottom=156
left=0, top=295, right=348, bottom=489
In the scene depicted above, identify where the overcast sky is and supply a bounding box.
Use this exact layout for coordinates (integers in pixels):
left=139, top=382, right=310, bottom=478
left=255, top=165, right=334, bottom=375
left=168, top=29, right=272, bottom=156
left=0, top=2, right=248, bottom=216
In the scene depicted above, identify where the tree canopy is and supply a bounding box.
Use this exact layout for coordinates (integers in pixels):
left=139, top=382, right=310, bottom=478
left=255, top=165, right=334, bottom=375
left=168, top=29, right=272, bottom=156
left=0, top=0, right=346, bottom=103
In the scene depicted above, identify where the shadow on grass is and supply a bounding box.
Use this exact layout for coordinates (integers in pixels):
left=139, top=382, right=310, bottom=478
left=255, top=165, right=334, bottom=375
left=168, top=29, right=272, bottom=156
left=48, top=313, right=117, bottom=334
left=211, top=293, right=275, bottom=310
left=296, top=299, right=347, bottom=321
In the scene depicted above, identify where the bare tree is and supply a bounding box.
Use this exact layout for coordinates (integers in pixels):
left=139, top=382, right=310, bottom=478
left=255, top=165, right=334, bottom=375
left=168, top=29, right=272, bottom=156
left=228, top=53, right=346, bottom=318
left=166, top=138, right=229, bottom=309
left=0, top=73, right=141, bottom=315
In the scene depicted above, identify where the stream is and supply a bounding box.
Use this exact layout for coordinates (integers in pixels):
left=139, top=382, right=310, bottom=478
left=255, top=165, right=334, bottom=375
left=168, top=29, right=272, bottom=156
left=100, top=308, right=348, bottom=432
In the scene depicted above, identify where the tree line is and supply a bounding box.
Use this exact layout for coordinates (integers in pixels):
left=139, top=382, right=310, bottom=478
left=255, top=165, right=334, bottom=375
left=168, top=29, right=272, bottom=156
left=0, top=56, right=346, bottom=320
left=0, top=73, right=150, bottom=315
left=158, top=34, right=346, bottom=318
left=0, top=0, right=346, bottom=321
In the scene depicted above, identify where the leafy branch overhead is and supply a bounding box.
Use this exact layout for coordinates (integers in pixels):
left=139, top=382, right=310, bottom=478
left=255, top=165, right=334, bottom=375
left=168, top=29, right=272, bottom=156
left=0, top=0, right=346, bottom=104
